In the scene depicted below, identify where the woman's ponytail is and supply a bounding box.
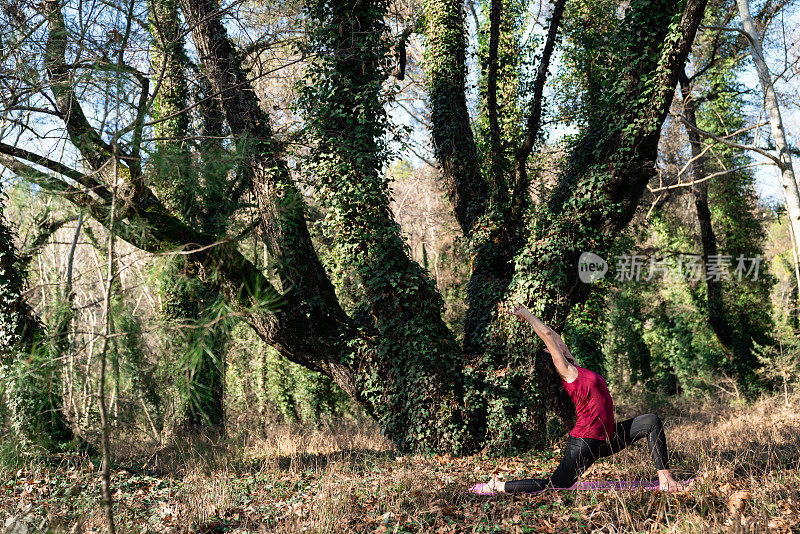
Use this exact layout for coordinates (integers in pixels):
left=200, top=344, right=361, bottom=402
left=534, top=347, right=576, bottom=434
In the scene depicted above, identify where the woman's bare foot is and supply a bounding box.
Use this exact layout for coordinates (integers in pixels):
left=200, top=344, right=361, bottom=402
left=487, top=476, right=506, bottom=494
left=657, top=469, right=685, bottom=492
left=468, top=476, right=506, bottom=495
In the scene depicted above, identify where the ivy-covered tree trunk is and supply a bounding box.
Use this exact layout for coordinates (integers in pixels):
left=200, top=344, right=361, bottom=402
left=479, top=0, right=709, bottom=434
left=150, top=0, right=226, bottom=431
left=0, top=192, right=73, bottom=449
left=1, top=0, right=710, bottom=454
left=179, top=0, right=707, bottom=452
left=295, top=0, right=476, bottom=452
left=422, top=0, right=517, bottom=359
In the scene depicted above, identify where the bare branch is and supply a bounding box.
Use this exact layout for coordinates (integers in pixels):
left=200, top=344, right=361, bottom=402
left=676, top=114, right=784, bottom=166
left=648, top=162, right=774, bottom=193
left=672, top=120, right=769, bottom=179
left=18, top=214, right=80, bottom=270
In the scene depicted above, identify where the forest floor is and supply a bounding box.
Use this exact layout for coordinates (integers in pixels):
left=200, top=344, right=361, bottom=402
left=2, top=393, right=800, bottom=533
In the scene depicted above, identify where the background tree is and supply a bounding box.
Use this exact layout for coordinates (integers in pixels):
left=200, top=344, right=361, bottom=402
left=0, top=190, right=73, bottom=449
left=149, top=0, right=228, bottom=432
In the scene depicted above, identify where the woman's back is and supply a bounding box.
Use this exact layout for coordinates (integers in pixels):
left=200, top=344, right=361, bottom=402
left=561, top=366, right=615, bottom=441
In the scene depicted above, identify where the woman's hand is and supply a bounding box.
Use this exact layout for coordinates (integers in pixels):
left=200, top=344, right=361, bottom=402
left=505, top=304, right=532, bottom=323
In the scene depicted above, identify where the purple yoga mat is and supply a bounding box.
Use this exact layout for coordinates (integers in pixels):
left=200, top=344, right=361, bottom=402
left=570, top=479, right=661, bottom=490
left=467, top=479, right=694, bottom=496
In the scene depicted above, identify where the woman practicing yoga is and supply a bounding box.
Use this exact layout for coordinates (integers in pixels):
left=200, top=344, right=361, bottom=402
left=471, top=305, right=684, bottom=495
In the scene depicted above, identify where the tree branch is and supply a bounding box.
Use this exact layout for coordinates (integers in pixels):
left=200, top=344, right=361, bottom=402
left=671, top=118, right=769, bottom=180
left=0, top=154, right=99, bottom=208
left=677, top=114, right=783, bottom=166
left=19, top=214, right=79, bottom=271
left=43, top=0, right=116, bottom=170
left=0, top=142, right=111, bottom=201
left=700, top=24, right=756, bottom=46
left=512, top=0, right=566, bottom=222
left=486, top=0, right=507, bottom=202
left=423, top=0, right=486, bottom=234
left=648, top=162, right=773, bottom=193
left=179, top=0, right=361, bottom=395
left=0, top=151, right=293, bottom=337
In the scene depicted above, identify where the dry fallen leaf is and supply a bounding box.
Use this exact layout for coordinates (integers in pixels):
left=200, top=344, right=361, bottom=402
left=727, top=490, right=752, bottom=515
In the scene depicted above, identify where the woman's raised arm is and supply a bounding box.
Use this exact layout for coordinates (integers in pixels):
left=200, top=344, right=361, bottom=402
left=506, top=305, right=578, bottom=383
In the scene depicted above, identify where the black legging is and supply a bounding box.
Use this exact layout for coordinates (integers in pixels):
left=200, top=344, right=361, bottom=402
left=504, top=413, right=670, bottom=493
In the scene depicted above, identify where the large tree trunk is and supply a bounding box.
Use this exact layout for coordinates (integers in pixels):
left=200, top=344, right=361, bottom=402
left=176, top=0, right=362, bottom=399
left=150, top=0, right=225, bottom=432
left=489, top=0, right=709, bottom=434
left=298, top=0, right=473, bottom=450
left=422, top=0, right=518, bottom=359
left=509, top=0, right=708, bottom=326
left=180, top=0, right=478, bottom=452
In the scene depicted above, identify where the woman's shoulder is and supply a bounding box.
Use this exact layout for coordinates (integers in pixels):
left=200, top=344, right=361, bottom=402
left=561, top=364, right=583, bottom=386
left=564, top=365, right=608, bottom=386
left=575, top=365, right=605, bottom=379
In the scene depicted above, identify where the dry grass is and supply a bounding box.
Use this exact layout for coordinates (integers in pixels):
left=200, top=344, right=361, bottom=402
left=1, top=394, right=800, bottom=533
